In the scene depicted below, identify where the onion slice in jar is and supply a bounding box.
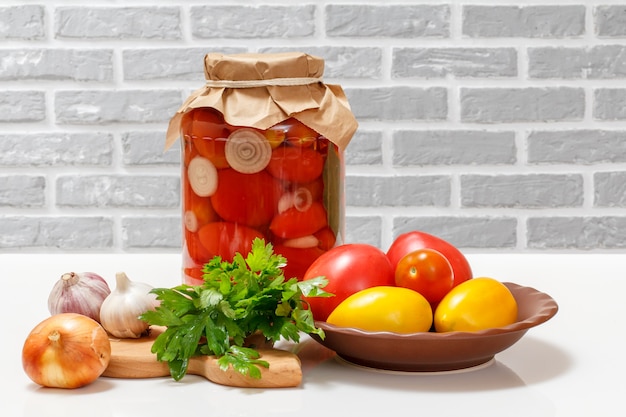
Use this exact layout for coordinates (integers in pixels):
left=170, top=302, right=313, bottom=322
left=225, top=128, right=272, bottom=174
left=282, top=235, right=319, bottom=248
left=188, top=156, right=218, bottom=197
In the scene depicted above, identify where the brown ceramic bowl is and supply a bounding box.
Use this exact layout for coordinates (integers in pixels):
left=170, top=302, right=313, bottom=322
left=310, top=282, right=558, bottom=372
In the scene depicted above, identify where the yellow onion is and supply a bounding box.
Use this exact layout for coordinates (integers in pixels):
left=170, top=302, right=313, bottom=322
left=22, top=313, right=111, bottom=389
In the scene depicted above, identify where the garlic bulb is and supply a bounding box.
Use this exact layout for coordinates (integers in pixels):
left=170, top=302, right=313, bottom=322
left=48, top=272, right=111, bottom=323
left=99, top=272, right=160, bottom=339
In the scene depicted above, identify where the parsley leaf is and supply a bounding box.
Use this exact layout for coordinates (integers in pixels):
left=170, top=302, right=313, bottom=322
left=140, top=238, right=332, bottom=381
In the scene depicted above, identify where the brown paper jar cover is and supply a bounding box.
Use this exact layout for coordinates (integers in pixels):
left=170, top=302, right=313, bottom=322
left=166, top=52, right=358, bottom=151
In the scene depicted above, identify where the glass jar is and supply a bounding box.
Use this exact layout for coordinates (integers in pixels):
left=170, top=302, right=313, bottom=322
left=165, top=52, right=357, bottom=285
left=180, top=109, right=344, bottom=284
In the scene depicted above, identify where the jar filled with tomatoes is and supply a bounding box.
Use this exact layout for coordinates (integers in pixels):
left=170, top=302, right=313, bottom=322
left=165, top=52, right=358, bottom=285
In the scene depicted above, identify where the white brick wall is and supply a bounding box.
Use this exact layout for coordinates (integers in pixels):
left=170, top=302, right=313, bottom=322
left=1, top=0, right=626, bottom=253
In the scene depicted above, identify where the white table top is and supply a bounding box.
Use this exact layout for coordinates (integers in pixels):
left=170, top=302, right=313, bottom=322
left=2, top=253, right=624, bottom=417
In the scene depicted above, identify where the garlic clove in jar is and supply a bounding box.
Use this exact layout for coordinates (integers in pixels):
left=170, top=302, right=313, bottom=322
left=48, top=272, right=111, bottom=323
left=99, top=272, right=160, bottom=339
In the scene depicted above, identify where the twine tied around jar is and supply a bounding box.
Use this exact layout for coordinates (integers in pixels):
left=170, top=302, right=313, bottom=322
left=204, top=77, right=323, bottom=88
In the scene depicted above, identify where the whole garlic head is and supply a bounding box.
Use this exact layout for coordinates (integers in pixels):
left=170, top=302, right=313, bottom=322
left=99, top=272, right=160, bottom=338
left=48, top=272, right=111, bottom=323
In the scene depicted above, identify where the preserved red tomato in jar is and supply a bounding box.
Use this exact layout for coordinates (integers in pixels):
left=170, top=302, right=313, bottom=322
left=166, top=52, right=357, bottom=285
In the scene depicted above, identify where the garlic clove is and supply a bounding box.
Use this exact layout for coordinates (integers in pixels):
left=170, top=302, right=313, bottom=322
left=47, top=272, right=111, bottom=323
left=99, top=272, right=160, bottom=339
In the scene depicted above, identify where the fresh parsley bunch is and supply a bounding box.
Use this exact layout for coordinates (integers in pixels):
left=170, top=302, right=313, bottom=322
left=141, top=238, right=331, bottom=381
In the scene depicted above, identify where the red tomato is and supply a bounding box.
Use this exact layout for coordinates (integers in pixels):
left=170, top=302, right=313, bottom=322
left=184, top=228, right=212, bottom=264
left=270, top=201, right=328, bottom=239
left=197, top=222, right=265, bottom=263
left=193, top=137, right=229, bottom=169
left=285, top=118, right=319, bottom=147
left=302, top=244, right=395, bottom=321
left=183, top=180, right=218, bottom=232
left=182, top=108, right=232, bottom=168
left=266, top=146, right=324, bottom=183
left=313, top=227, right=336, bottom=251
left=210, top=169, right=282, bottom=228
left=394, top=248, right=454, bottom=306
left=265, top=118, right=319, bottom=148
left=387, top=231, right=472, bottom=287
left=183, top=266, right=204, bottom=286
left=182, top=108, right=230, bottom=140
left=274, top=244, right=325, bottom=281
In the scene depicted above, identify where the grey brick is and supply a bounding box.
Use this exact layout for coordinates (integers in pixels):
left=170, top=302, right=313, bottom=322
left=461, top=88, right=584, bottom=123
left=346, top=87, right=447, bottom=121
left=529, top=46, right=626, bottom=79
left=56, top=175, right=180, bottom=208
left=393, top=130, right=516, bottom=166
left=0, top=133, right=112, bottom=166
left=0, top=5, right=45, bottom=40
left=461, top=174, right=584, bottom=208
left=527, top=217, right=626, bottom=249
left=0, top=49, right=113, bottom=82
left=528, top=130, right=626, bottom=164
left=259, top=47, right=383, bottom=79
left=122, top=216, right=181, bottom=249
left=345, top=216, right=382, bottom=247
left=122, top=131, right=179, bottom=166
left=0, top=91, right=45, bottom=122
left=0, top=216, right=114, bottom=249
left=595, top=172, right=626, bottom=207
left=326, top=5, right=449, bottom=38
left=463, top=5, right=585, bottom=38
left=0, top=176, right=45, bottom=207
left=392, top=48, right=517, bottom=78
left=55, top=90, right=181, bottom=124
left=346, top=175, right=450, bottom=207
left=55, top=7, right=181, bottom=40
left=345, top=130, right=383, bottom=165
left=595, top=6, right=626, bottom=37
left=123, top=48, right=245, bottom=81
left=392, top=216, right=517, bottom=249
left=594, top=89, right=626, bottom=120
left=191, top=5, right=315, bottom=38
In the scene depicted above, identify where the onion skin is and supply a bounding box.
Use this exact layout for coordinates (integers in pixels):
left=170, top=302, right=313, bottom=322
left=22, top=313, right=111, bottom=389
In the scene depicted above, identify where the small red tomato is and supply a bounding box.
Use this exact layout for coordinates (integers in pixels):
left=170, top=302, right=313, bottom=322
left=185, top=228, right=213, bottom=264
left=194, top=137, right=229, bottom=169
left=270, top=201, right=328, bottom=239
left=302, top=244, right=395, bottom=321
left=210, top=169, right=282, bottom=228
left=395, top=248, right=454, bottom=306
left=387, top=231, right=472, bottom=287
left=265, top=118, right=319, bottom=148
left=313, top=227, right=336, bottom=251
left=183, top=180, right=218, bottom=232
left=182, top=108, right=231, bottom=168
left=266, top=146, right=324, bottom=183
left=274, top=244, right=326, bottom=281
left=197, top=222, right=265, bottom=262
left=285, top=119, right=319, bottom=148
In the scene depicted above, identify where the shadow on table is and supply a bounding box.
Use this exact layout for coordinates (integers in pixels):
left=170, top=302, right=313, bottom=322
left=297, top=334, right=571, bottom=393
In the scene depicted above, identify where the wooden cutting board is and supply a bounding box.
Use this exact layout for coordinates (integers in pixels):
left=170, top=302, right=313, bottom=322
left=102, top=327, right=302, bottom=388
